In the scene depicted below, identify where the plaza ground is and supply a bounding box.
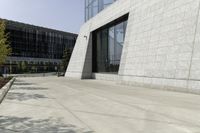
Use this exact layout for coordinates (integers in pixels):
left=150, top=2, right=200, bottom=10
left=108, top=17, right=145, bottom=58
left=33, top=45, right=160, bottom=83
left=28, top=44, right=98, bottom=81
left=0, top=77, right=200, bottom=133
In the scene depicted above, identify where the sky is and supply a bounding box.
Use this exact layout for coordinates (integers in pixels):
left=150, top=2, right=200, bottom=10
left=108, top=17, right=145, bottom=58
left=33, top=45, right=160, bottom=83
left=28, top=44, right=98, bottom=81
left=0, top=0, right=85, bottom=34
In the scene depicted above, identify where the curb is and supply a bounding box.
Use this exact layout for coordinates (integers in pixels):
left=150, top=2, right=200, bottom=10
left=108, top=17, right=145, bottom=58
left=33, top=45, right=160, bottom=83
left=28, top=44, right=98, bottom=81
left=0, top=77, right=15, bottom=104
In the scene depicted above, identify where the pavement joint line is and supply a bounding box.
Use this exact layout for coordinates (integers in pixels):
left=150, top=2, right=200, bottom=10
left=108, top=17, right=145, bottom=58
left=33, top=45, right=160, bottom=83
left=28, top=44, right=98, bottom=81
left=2, top=80, right=94, bottom=131
left=45, top=93, right=94, bottom=131
left=72, top=110, right=195, bottom=126
left=50, top=81, right=195, bottom=108
left=22, top=81, right=200, bottom=129
left=62, top=82, right=200, bottom=128
left=5, top=77, right=200, bottom=132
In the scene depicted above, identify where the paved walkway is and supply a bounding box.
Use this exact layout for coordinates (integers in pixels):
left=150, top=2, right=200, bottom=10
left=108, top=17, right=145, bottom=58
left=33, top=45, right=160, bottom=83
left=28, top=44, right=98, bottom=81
left=0, top=77, right=200, bottom=133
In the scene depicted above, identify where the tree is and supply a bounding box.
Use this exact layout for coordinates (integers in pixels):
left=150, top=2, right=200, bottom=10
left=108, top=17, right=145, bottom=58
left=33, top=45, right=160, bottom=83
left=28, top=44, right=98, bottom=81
left=21, top=61, right=27, bottom=72
left=0, top=20, right=11, bottom=65
left=31, top=66, right=36, bottom=73
left=0, top=20, right=11, bottom=76
left=62, top=48, right=71, bottom=71
left=44, top=63, right=47, bottom=73
left=17, top=62, right=22, bottom=73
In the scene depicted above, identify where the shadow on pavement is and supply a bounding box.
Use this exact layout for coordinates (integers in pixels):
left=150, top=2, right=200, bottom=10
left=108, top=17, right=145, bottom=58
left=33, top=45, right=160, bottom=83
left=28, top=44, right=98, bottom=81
left=13, top=87, right=49, bottom=91
left=0, top=116, right=94, bottom=133
left=13, top=79, right=36, bottom=86
left=11, top=79, right=48, bottom=91
left=13, top=82, right=35, bottom=86
left=6, top=92, right=48, bottom=101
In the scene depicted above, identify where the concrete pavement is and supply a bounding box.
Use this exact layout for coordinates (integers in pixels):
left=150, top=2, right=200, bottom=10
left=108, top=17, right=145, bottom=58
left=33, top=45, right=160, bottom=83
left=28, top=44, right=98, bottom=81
left=0, top=77, right=200, bottom=133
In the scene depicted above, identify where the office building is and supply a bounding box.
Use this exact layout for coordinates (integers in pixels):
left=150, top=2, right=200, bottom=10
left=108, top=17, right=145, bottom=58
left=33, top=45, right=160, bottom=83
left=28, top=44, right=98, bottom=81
left=1, top=19, right=77, bottom=74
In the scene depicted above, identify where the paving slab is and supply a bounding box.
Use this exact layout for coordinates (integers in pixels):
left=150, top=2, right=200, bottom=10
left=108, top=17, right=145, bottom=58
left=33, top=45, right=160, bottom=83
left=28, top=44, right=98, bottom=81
left=0, top=77, right=200, bottom=133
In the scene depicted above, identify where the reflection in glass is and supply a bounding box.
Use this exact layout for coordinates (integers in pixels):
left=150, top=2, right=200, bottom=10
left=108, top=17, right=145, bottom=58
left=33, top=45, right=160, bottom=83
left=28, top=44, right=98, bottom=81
left=109, top=27, right=115, bottom=66
left=93, top=20, right=127, bottom=73
left=85, top=0, right=117, bottom=21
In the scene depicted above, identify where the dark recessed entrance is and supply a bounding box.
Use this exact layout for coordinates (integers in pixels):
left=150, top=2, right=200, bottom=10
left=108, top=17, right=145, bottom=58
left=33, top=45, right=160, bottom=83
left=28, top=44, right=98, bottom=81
left=92, top=14, right=129, bottom=73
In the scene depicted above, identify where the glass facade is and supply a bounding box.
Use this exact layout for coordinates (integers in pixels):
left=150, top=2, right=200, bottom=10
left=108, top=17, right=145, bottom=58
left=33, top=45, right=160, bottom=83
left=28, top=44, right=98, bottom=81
left=93, top=20, right=127, bottom=73
left=6, top=21, right=77, bottom=59
left=85, top=0, right=117, bottom=21
left=1, top=20, right=78, bottom=74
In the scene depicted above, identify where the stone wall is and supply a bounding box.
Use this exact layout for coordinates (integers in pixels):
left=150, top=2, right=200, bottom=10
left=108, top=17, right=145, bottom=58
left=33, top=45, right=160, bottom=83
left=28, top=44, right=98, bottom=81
left=120, top=0, right=200, bottom=93
left=66, top=0, right=200, bottom=93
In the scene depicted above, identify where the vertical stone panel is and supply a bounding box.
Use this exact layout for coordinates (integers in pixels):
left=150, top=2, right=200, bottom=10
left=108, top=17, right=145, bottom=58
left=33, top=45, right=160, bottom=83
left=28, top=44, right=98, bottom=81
left=65, top=22, right=92, bottom=78
left=188, top=0, right=200, bottom=91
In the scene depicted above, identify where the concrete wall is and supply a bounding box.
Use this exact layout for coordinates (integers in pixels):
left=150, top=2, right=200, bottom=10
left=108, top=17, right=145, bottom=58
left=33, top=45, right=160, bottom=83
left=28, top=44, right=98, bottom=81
left=66, top=0, right=200, bottom=93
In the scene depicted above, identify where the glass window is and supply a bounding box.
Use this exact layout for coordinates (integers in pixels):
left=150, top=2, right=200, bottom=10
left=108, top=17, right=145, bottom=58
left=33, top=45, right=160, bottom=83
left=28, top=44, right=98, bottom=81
left=92, top=0, right=99, bottom=16
left=109, top=27, right=115, bottom=66
left=115, top=22, right=124, bottom=64
left=103, top=0, right=115, bottom=8
left=85, top=0, right=117, bottom=21
left=93, top=20, right=128, bottom=73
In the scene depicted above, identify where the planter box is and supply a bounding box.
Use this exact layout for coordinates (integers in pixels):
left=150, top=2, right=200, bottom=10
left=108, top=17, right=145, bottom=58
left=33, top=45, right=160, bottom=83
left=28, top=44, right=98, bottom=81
left=0, top=78, right=15, bottom=104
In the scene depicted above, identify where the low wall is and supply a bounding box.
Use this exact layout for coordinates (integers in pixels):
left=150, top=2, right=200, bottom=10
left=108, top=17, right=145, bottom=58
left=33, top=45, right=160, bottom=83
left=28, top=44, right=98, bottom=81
left=0, top=78, right=15, bottom=104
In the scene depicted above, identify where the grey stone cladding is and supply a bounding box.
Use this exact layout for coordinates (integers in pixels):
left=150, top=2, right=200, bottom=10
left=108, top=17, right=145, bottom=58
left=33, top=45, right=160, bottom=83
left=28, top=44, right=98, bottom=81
left=66, top=0, right=200, bottom=93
